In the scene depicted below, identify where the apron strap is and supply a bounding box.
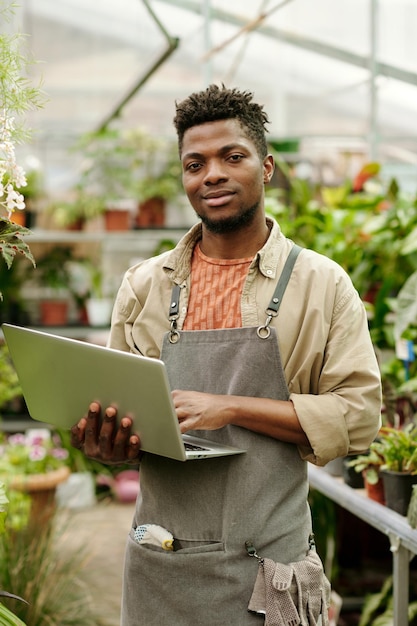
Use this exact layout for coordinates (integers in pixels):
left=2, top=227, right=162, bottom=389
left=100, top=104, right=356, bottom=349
left=167, top=244, right=303, bottom=342
left=257, top=244, right=303, bottom=339
left=168, top=283, right=182, bottom=343
left=266, top=244, right=303, bottom=315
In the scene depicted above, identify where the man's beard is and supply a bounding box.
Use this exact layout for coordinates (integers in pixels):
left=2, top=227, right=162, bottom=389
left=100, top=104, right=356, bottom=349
left=196, top=202, right=259, bottom=235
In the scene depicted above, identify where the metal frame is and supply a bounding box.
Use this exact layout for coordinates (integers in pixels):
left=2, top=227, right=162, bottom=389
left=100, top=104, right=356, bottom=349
left=308, top=465, right=417, bottom=626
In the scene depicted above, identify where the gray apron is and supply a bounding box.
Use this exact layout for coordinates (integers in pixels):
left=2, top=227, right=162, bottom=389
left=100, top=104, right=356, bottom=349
left=122, top=245, right=314, bottom=625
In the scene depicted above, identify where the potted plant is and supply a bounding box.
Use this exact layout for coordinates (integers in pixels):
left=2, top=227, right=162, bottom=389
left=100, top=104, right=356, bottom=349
left=375, top=424, right=417, bottom=515
left=346, top=443, right=386, bottom=503
left=34, top=245, right=74, bottom=325
left=67, top=257, right=114, bottom=327
left=135, top=138, right=183, bottom=228
left=71, top=126, right=140, bottom=231
left=48, top=189, right=105, bottom=231
left=0, top=430, right=71, bottom=528
left=71, top=126, right=183, bottom=230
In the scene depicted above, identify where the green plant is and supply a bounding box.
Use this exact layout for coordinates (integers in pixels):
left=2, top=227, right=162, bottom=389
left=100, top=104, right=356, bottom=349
left=48, top=190, right=105, bottom=229
left=0, top=485, right=28, bottom=625
left=34, top=245, right=73, bottom=292
left=135, top=139, right=182, bottom=203
left=265, top=158, right=417, bottom=351
left=0, top=514, right=99, bottom=625
left=358, top=575, right=417, bottom=626
left=376, top=424, right=417, bottom=474
left=347, top=445, right=385, bottom=485
left=72, top=126, right=182, bottom=206
left=0, top=218, right=35, bottom=292
left=0, top=344, right=21, bottom=414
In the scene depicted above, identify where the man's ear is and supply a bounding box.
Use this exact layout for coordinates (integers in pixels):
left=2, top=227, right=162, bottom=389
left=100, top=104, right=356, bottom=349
left=263, top=154, right=275, bottom=184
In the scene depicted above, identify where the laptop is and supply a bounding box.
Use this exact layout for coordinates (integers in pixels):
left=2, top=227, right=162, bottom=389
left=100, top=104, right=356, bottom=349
left=2, top=324, right=246, bottom=462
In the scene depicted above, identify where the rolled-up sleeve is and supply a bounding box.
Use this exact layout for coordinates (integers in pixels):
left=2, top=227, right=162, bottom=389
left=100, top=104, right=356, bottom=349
left=291, top=284, right=381, bottom=466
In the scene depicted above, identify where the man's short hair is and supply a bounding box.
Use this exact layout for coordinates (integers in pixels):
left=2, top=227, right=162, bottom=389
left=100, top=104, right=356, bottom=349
left=173, top=84, right=270, bottom=158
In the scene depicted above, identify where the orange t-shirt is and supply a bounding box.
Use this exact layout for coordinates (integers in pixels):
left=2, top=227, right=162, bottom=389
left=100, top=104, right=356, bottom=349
left=183, top=244, right=253, bottom=330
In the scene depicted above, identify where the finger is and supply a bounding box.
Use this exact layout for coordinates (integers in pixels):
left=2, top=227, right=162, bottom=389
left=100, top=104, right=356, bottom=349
left=70, top=417, right=87, bottom=448
left=127, top=434, right=142, bottom=463
left=98, top=406, right=119, bottom=460
left=84, top=402, right=102, bottom=454
left=110, top=415, right=133, bottom=459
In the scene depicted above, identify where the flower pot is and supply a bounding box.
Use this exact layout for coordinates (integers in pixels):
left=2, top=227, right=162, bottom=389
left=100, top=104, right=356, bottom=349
left=105, top=208, right=131, bottom=231
left=136, top=197, right=166, bottom=228
left=86, top=297, right=113, bottom=327
left=40, top=300, right=69, bottom=326
left=381, top=469, right=417, bottom=516
left=363, top=472, right=385, bottom=505
left=56, top=471, right=96, bottom=509
left=10, top=210, right=26, bottom=226
left=9, top=466, right=71, bottom=527
left=343, top=458, right=365, bottom=489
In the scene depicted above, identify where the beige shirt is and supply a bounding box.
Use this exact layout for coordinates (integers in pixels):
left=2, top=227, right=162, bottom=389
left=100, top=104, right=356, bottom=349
left=109, top=217, right=382, bottom=466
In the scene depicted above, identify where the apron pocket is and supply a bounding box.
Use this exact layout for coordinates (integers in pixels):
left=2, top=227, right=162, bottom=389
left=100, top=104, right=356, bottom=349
left=173, top=539, right=224, bottom=553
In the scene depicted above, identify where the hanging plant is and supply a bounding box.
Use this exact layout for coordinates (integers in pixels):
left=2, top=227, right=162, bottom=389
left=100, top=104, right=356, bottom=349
left=0, top=0, right=46, bottom=296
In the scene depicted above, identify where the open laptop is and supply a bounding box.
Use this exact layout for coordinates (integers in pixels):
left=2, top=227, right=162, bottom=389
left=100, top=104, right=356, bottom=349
left=2, top=324, right=246, bottom=462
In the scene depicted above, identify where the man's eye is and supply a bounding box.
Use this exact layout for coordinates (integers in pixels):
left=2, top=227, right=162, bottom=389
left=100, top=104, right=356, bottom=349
left=186, top=162, right=202, bottom=171
left=229, top=154, right=243, bottom=162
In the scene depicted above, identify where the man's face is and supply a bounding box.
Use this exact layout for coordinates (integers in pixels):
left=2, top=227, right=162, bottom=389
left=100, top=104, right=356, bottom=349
left=180, top=119, right=274, bottom=234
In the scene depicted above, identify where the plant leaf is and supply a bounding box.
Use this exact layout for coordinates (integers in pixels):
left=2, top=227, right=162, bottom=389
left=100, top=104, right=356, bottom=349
left=394, top=270, right=417, bottom=340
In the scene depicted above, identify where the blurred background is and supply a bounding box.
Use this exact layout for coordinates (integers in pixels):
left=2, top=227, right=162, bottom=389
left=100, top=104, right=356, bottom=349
left=11, top=0, right=417, bottom=195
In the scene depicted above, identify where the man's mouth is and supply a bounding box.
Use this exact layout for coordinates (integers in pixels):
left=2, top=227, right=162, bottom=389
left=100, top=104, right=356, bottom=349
left=203, top=191, right=235, bottom=207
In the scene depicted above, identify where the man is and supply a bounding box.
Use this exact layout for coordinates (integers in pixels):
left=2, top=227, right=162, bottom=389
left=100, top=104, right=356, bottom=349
left=71, top=84, right=381, bottom=625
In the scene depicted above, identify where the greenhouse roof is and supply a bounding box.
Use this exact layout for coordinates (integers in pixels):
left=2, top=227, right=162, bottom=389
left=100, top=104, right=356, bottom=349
left=10, top=0, right=417, bottom=191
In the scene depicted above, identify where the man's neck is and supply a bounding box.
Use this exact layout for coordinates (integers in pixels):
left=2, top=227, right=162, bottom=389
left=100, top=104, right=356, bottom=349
left=199, top=219, right=270, bottom=260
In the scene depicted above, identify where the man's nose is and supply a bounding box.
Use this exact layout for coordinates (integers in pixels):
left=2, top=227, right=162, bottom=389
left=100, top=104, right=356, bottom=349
left=203, top=160, right=227, bottom=184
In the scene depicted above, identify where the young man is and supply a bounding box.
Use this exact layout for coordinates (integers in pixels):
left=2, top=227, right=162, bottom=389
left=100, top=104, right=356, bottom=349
left=71, top=85, right=381, bottom=625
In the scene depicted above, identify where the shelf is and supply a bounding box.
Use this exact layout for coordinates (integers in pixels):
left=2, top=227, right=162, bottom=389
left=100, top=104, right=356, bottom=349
left=26, top=227, right=188, bottom=244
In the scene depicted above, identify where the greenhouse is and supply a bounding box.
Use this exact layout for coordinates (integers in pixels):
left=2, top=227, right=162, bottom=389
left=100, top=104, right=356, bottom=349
left=1, top=1, right=417, bottom=625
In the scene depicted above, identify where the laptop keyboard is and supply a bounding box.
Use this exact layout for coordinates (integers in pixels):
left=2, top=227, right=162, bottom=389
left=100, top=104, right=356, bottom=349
left=184, top=442, right=210, bottom=452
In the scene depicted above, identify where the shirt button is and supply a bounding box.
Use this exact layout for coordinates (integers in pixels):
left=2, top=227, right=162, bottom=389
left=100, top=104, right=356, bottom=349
left=182, top=307, right=187, bottom=313
left=266, top=269, right=273, bottom=275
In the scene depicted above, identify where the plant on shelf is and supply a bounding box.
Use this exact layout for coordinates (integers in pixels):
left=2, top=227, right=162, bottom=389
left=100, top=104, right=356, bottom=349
left=376, top=424, right=417, bottom=474
left=347, top=444, right=386, bottom=486
left=34, top=245, right=75, bottom=325
left=47, top=188, right=105, bottom=230
left=61, top=125, right=184, bottom=230
left=67, top=256, right=115, bottom=326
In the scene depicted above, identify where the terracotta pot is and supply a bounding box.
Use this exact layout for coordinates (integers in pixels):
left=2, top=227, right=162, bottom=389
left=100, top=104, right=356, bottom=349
left=105, top=208, right=131, bottom=231
left=9, top=466, right=71, bottom=527
left=363, top=473, right=385, bottom=505
left=10, top=210, right=26, bottom=226
left=40, top=300, right=69, bottom=326
left=136, top=197, right=166, bottom=228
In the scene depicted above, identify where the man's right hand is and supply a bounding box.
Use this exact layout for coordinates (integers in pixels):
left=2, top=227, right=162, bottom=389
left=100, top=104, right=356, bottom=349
left=70, top=401, right=142, bottom=465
